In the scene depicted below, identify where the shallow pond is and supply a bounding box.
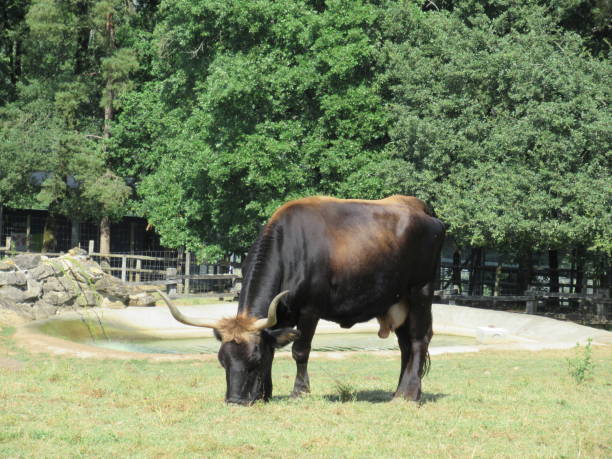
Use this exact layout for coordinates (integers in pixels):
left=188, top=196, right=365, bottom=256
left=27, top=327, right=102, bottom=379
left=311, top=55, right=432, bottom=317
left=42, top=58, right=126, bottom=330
left=36, top=318, right=476, bottom=355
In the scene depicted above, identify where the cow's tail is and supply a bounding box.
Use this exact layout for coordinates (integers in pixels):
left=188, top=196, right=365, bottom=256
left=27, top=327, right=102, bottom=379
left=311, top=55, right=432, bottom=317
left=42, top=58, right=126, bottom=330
left=421, top=350, right=431, bottom=378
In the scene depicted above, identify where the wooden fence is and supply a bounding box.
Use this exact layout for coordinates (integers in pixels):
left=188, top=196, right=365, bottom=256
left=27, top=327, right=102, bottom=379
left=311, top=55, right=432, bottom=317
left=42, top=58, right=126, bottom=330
left=1, top=237, right=609, bottom=325
left=435, top=290, right=611, bottom=326
left=1, top=238, right=240, bottom=296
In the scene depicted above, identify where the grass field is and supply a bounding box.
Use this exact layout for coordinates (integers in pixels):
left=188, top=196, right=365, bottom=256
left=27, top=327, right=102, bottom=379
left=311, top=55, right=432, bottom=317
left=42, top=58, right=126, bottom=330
left=1, top=325, right=611, bottom=458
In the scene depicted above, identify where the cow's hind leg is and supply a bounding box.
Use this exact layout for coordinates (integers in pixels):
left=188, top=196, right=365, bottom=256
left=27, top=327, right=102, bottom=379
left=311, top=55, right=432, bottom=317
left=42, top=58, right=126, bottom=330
left=291, top=315, right=319, bottom=397
left=393, top=284, right=433, bottom=401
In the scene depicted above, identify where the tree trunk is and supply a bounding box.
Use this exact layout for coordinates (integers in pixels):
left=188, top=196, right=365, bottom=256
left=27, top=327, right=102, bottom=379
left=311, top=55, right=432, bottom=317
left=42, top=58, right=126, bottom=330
left=104, top=92, right=113, bottom=139
left=98, top=12, right=116, bottom=263
left=468, top=248, right=484, bottom=296
left=547, top=250, right=560, bottom=310
left=574, top=247, right=584, bottom=294
left=71, top=220, right=80, bottom=248
left=517, top=248, right=533, bottom=294
left=452, top=249, right=462, bottom=294
left=493, top=262, right=502, bottom=297
left=10, top=39, right=21, bottom=86
left=99, top=215, right=111, bottom=269
left=42, top=215, right=57, bottom=253
left=74, top=1, right=90, bottom=75
left=0, top=203, right=4, bottom=245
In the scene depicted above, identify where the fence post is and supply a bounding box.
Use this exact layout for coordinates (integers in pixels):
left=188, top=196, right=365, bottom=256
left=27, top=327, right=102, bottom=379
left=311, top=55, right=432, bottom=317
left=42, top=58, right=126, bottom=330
left=26, top=214, right=31, bottom=251
left=166, top=267, right=177, bottom=296
left=184, top=251, right=191, bottom=295
left=5, top=236, right=11, bottom=251
left=135, top=259, right=142, bottom=282
left=121, top=256, right=127, bottom=282
left=525, top=287, right=538, bottom=314
left=88, top=240, right=94, bottom=254
left=594, top=288, right=609, bottom=321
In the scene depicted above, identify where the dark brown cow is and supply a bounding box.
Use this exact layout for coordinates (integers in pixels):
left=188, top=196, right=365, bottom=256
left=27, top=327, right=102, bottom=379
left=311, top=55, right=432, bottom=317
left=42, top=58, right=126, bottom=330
left=161, top=195, right=445, bottom=404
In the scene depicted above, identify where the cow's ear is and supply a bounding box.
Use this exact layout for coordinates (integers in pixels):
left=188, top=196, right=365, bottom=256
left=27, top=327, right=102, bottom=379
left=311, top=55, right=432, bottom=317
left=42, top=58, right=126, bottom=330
left=267, top=328, right=301, bottom=348
left=213, top=328, right=223, bottom=342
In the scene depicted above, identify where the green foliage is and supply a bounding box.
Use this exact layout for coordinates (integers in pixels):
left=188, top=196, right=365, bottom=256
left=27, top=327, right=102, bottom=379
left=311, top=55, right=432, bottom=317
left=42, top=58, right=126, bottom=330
left=382, top=4, right=611, bottom=255
left=333, top=379, right=358, bottom=402
left=0, top=0, right=143, bottom=226
left=1, top=0, right=610, bottom=267
left=124, top=0, right=392, bottom=254
left=1, top=96, right=130, bottom=220
left=566, top=338, right=595, bottom=384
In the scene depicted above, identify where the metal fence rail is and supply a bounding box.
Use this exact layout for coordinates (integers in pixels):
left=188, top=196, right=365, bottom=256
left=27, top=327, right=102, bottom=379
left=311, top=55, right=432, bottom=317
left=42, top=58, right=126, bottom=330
left=435, top=290, right=611, bottom=325
left=2, top=236, right=609, bottom=325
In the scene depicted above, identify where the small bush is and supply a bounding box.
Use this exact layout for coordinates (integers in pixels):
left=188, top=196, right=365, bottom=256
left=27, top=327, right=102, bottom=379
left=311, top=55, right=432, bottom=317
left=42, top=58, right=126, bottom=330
left=334, top=380, right=357, bottom=402
left=566, top=338, right=594, bottom=384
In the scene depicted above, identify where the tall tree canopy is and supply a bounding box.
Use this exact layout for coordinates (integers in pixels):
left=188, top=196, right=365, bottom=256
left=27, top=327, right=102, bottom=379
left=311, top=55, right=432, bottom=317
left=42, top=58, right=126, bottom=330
left=1, top=0, right=610, bottom=268
left=377, top=2, right=611, bottom=255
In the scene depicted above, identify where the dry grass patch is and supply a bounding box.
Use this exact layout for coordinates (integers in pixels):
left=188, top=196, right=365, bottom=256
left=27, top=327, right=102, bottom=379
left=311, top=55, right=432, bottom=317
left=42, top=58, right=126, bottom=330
left=1, top=324, right=611, bottom=457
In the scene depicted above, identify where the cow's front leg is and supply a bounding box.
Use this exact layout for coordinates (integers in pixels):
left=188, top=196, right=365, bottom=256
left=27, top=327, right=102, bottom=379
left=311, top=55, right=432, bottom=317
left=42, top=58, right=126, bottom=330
left=291, top=315, right=319, bottom=397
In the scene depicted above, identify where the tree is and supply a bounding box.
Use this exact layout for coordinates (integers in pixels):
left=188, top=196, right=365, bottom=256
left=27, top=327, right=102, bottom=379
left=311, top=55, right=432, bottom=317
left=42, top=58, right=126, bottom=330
left=379, top=2, right=610, bottom=277
left=116, top=0, right=392, bottom=256
left=4, top=0, right=142, bottom=251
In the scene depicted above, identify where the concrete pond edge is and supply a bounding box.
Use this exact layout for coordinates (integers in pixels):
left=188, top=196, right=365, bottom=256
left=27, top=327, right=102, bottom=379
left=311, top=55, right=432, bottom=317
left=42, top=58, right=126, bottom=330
left=12, top=302, right=612, bottom=361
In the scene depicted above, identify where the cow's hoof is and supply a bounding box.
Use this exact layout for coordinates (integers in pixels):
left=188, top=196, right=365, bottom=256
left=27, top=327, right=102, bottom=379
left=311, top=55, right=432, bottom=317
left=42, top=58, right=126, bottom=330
left=290, top=389, right=310, bottom=398
left=392, top=390, right=421, bottom=403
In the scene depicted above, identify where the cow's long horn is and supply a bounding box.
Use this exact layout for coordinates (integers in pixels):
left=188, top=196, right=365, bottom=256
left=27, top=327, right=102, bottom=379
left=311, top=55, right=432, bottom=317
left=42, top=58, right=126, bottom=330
left=156, top=289, right=218, bottom=329
left=253, top=290, right=289, bottom=330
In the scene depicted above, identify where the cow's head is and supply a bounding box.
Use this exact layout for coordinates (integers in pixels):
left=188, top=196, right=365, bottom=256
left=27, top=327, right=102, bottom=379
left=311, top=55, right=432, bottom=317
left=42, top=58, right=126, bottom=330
left=158, top=290, right=299, bottom=405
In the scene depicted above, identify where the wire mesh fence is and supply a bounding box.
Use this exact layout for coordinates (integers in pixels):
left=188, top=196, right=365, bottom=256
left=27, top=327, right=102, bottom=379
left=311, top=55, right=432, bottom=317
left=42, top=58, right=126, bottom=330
left=88, top=249, right=239, bottom=295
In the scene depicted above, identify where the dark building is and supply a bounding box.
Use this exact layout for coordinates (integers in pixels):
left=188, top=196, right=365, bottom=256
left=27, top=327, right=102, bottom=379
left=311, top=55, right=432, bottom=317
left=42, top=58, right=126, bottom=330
left=0, top=207, right=165, bottom=254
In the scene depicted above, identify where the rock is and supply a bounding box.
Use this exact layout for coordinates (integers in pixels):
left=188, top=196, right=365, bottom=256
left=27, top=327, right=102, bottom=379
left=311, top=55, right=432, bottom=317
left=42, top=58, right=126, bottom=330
left=74, top=290, right=98, bottom=307
left=128, top=292, right=156, bottom=307
left=42, top=290, right=76, bottom=306
left=68, top=247, right=88, bottom=257
left=0, top=260, right=15, bottom=271
left=476, top=326, right=511, bottom=344
left=26, top=278, right=43, bottom=299
left=53, top=257, right=104, bottom=283
left=29, top=263, right=56, bottom=281
left=0, top=297, right=34, bottom=320
left=94, top=275, right=130, bottom=302
left=42, top=276, right=75, bottom=293
left=31, top=301, right=58, bottom=320
left=0, top=250, right=156, bottom=320
left=0, top=285, right=30, bottom=303
left=13, top=254, right=41, bottom=270
left=0, top=270, right=27, bottom=287
left=100, top=296, right=127, bottom=309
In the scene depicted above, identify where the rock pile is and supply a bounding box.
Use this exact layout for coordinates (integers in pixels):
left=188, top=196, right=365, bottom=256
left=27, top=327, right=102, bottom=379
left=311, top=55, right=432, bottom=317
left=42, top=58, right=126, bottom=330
left=0, top=249, right=156, bottom=323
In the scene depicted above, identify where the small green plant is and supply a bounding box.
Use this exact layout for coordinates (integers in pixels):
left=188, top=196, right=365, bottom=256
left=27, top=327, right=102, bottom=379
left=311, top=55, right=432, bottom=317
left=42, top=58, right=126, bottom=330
left=334, top=380, right=357, bottom=402
left=566, top=338, right=594, bottom=384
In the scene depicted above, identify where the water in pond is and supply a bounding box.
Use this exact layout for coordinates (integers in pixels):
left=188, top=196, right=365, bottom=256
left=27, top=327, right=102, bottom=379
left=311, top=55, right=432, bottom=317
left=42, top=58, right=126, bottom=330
left=37, top=319, right=476, bottom=355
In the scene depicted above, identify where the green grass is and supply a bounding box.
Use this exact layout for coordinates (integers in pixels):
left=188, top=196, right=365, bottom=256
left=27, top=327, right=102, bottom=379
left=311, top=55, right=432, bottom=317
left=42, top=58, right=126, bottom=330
left=1, top=326, right=611, bottom=458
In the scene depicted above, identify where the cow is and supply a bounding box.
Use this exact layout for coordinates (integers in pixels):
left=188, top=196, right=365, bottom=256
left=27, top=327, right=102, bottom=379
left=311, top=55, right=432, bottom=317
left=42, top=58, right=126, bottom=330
left=159, top=195, right=445, bottom=405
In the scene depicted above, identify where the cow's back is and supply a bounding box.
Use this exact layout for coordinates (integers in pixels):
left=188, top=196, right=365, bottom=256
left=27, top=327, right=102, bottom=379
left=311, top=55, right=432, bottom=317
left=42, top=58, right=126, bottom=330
left=269, top=196, right=444, bottom=325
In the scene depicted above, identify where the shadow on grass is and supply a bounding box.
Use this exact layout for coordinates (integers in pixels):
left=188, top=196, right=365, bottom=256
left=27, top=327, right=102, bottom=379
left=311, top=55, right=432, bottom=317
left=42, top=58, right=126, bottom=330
left=324, top=390, right=391, bottom=403
left=270, top=391, right=449, bottom=404
left=420, top=392, right=449, bottom=404
left=323, top=391, right=449, bottom=404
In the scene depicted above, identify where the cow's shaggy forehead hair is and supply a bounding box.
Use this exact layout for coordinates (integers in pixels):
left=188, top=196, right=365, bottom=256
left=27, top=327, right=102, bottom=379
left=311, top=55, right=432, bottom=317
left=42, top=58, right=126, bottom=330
left=217, top=315, right=261, bottom=343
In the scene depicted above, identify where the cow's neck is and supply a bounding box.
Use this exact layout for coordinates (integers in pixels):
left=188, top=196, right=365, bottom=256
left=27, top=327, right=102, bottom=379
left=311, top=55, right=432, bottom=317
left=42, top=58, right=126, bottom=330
left=239, top=226, right=283, bottom=319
